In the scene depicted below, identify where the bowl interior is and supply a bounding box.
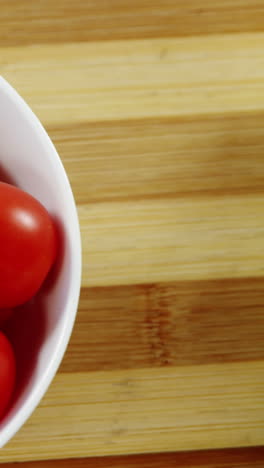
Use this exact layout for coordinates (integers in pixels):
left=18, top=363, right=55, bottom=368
left=0, top=77, right=81, bottom=447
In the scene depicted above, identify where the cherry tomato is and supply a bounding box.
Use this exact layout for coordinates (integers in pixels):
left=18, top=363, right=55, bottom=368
left=0, top=182, right=57, bottom=308
left=0, top=331, right=16, bottom=419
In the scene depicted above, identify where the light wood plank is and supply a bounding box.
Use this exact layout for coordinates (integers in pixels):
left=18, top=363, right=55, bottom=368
left=1, top=0, right=264, bottom=46
left=2, top=33, right=264, bottom=125
left=1, top=361, right=264, bottom=462
left=2, top=0, right=264, bottom=464
left=61, top=278, right=264, bottom=373
left=2, top=447, right=264, bottom=468
left=49, top=113, right=264, bottom=205
left=79, top=193, right=264, bottom=287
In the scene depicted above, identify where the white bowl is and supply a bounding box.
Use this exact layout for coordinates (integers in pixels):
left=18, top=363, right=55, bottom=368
left=0, top=77, right=82, bottom=447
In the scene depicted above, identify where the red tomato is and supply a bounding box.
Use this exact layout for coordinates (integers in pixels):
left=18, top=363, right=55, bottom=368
left=0, top=182, right=57, bottom=308
left=0, top=331, right=16, bottom=419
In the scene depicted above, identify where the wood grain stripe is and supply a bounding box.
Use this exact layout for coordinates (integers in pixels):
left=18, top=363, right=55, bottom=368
left=1, top=362, right=264, bottom=462
left=61, top=278, right=264, bottom=373
left=2, top=0, right=264, bottom=463
left=2, top=447, right=264, bottom=468
left=2, top=33, right=264, bottom=125
left=1, top=1, right=264, bottom=46
left=48, top=113, right=264, bottom=205
left=79, top=192, right=264, bottom=287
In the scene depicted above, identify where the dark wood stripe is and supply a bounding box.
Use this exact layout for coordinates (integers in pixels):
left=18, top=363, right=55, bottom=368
left=48, top=112, right=264, bottom=205
left=2, top=447, right=264, bottom=467
left=58, top=277, right=264, bottom=373
left=1, top=1, right=264, bottom=46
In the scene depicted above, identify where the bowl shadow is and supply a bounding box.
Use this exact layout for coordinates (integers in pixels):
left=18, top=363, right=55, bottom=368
left=0, top=163, right=16, bottom=185
left=3, top=293, right=47, bottom=412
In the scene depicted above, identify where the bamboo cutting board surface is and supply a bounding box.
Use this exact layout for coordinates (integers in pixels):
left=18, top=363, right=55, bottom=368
left=1, top=0, right=264, bottom=466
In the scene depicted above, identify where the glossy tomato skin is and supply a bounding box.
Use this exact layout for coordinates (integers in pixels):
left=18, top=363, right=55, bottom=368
left=0, top=182, right=57, bottom=308
left=0, top=331, right=16, bottom=419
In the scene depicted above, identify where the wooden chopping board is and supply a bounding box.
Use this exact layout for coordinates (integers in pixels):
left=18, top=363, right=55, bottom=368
left=1, top=1, right=264, bottom=466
